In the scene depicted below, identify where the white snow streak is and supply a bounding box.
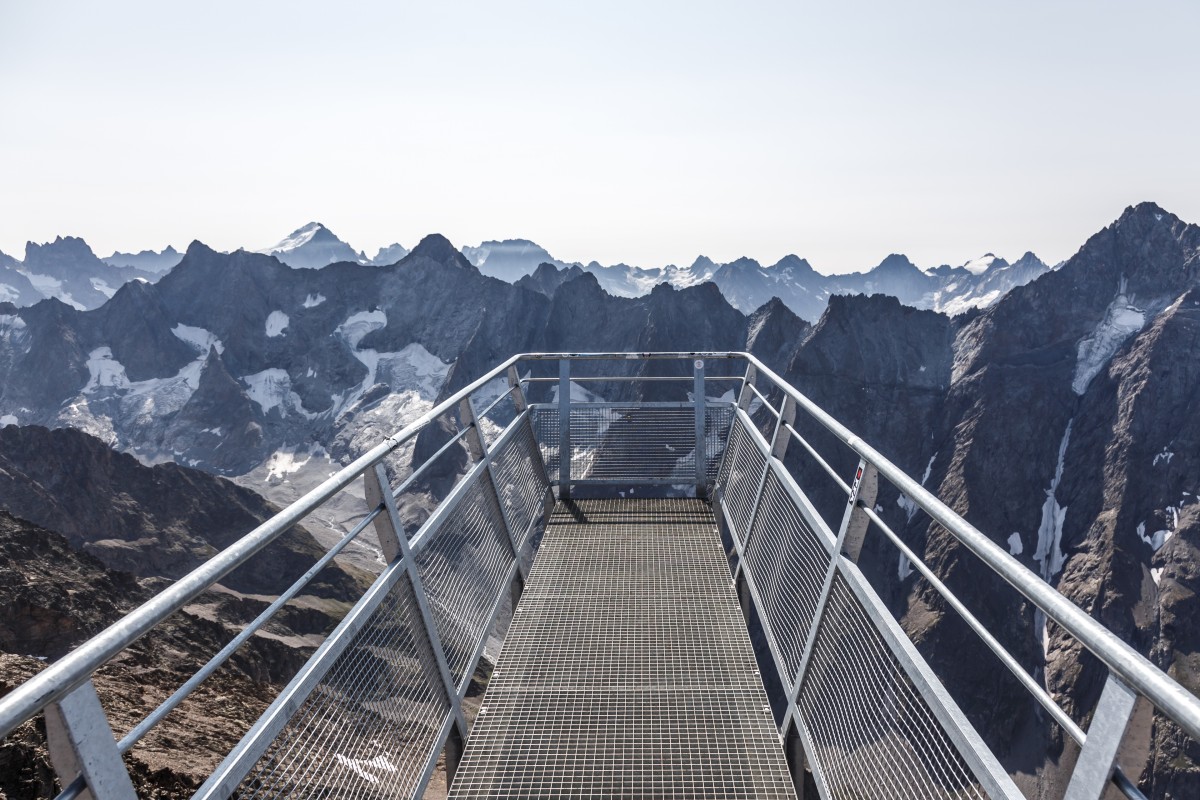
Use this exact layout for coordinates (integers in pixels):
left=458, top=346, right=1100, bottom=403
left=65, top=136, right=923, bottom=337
left=1007, top=532, right=1024, bottom=556
left=302, top=293, right=326, bottom=308
left=1033, top=420, right=1071, bottom=583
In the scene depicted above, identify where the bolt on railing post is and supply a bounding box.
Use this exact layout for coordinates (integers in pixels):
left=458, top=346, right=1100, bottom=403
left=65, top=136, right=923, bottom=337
left=1063, top=674, right=1138, bottom=800
left=694, top=359, right=707, bottom=495
left=558, top=358, right=571, bottom=498
left=44, top=680, right=137, bottom=800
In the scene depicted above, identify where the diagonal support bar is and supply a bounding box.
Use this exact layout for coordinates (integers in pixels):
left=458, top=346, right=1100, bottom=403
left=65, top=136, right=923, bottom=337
left=1064, top=674, right=1139, bottom=800
left=45, top=680, right=137, bottom=800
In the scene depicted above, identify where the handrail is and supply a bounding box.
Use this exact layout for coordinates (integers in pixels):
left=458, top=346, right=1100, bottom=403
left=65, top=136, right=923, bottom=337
left=0, top=353, right=524, bottom=740
left=3, top=349, right=1195, bottom=799
left=736, top=351, right=1200, bottom=742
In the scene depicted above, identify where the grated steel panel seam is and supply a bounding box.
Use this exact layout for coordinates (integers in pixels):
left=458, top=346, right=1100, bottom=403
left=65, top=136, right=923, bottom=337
left=449, top=498, right=796, bottom=799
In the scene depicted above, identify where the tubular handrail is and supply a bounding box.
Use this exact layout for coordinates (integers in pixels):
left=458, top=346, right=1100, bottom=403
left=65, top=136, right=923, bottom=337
left=2, top=349, right=1196, bottom=800
left=736, top=351, right=1200, bottom=742
left=0, top=353, right=524, bottom=740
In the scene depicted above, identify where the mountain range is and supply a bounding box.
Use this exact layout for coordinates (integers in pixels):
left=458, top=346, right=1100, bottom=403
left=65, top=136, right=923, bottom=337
left=1, top=223, right=1049, bottom=322
left=0, top=202, right=1196, bottom=796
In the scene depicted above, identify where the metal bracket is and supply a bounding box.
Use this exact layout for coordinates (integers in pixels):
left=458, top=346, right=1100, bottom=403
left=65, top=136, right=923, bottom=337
left=458, top=397, right=487, bottom=461
left=737, top=363, right=757, bottom=411
left=771, top=396, right=797, bottom=461
left=1064, top=674, right=1138, bottom=800
left=506, top=365, right=528, bottom=413
left=45, top=680, right=136, bottom=800
left=837, top=461, right=878, bottom=563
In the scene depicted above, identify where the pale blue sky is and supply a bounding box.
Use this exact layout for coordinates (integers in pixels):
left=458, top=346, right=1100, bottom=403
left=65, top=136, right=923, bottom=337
left=1, top=1, right=1197, bottom=273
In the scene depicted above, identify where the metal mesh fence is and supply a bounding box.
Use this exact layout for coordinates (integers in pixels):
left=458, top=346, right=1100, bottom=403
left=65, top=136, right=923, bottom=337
left=798, top=573, right=986, bottom=800
left=235, top=577, right=449, bottom=800
left=489, top=419, right=550, bottom=550
left=569, top=405, right=697, bottom=482
left=415, top=476, right=517, bottom=689
left=705, top=404, right=736, bottom=485
left=719, top=416, right=767, bottom=545
left=743, top=468, right=834, bottom=685
left=531, top=406, right=559, bottom=483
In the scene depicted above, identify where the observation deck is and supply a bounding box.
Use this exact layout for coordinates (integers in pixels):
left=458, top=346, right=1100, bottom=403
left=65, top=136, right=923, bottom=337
left=2, top=353, right=1198, bottom=800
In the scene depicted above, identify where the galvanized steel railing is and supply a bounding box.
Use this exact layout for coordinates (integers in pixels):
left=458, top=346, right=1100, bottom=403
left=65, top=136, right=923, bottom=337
left=0, top=352, right=1197, bottom=800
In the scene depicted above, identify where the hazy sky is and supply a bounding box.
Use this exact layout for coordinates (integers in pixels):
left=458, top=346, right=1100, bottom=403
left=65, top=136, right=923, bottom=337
left=1, top=1, right=1197, bottom=274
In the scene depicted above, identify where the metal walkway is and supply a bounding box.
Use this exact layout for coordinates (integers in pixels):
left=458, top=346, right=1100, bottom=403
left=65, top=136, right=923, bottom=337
left=449, top=498, right=797, bottom=799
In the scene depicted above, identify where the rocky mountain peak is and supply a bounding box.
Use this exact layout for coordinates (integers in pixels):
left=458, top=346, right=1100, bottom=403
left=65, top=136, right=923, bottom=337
left=24, top=236, right=105, bottom=274
left=871, top=253, right=921, bottom=275
left=409, top=233, right=474, bottom=269
left=773, top=254, right=817, bottom=275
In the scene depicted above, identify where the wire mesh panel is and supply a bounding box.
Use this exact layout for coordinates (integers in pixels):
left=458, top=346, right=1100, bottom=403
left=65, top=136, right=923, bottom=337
left=743, top=468, right=834, bottom=685
left=415, top=476, right=517, bottom=688
left=531, top=406, right=559, bottom=483
left=704, top=403, right=735, bottom=485
left=719, top=416, right=768, bottom=545
left=235, top=577, right=449, bottom=799
left=797, top=573, right=987, bottom=800
left=489, top=418, right=550, bottom=550
left=449, top=498, right=795, bottom=799
left=569, top=405, right=697, bottom=482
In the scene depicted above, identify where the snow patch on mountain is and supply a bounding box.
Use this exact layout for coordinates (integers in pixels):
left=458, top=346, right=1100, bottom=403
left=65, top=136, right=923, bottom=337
left=172, top=324, right=224, bottom=355
left=897, top=453, right=936, bottom=522
left=302, top=293, right=326, bottom=308
left=84, top=348, right=131, bottom=393
left=0, top=314, right=30, bottom=354
left=338, top=310, right=387, bottom=349
left=264, top=445, right=320, bottom=481
left=1008, top=532, right=1024, bottom=556
left=265, top=311, right=289, bottom=338
left=1072, top=280, right=1146, bottom=394
left=89, top=278, right=116, bottom=299
left=261, top=222, right=323, bottom=254
left=0, top=284, right=18, bottom=303
left=0, top=414, right=17, bottom=427
left=243, top=369, right=315, bottom=418
left=962, top=254, right=997, bottom=275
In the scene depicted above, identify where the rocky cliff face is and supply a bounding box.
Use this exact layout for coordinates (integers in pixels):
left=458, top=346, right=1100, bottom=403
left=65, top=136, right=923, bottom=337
left=782, top=203, right=1200, bottom=797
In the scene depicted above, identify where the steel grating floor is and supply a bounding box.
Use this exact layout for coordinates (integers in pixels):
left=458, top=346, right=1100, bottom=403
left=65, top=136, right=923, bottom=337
left=448, top=498, right=797, bottom=799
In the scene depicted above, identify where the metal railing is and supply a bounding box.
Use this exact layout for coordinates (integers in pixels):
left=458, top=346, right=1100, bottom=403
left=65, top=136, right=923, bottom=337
left=0, top=352, right=1196, bottom=800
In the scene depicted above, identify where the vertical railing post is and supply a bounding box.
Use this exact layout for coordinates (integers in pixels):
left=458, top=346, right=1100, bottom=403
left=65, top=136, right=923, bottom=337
left=44, top=680, right=137, bottom=800
left=558, top=358, right=571, bottom=499
left=1063, top=674, right=1138, bottom=800
left=694, top=359, right=707, bottom=495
